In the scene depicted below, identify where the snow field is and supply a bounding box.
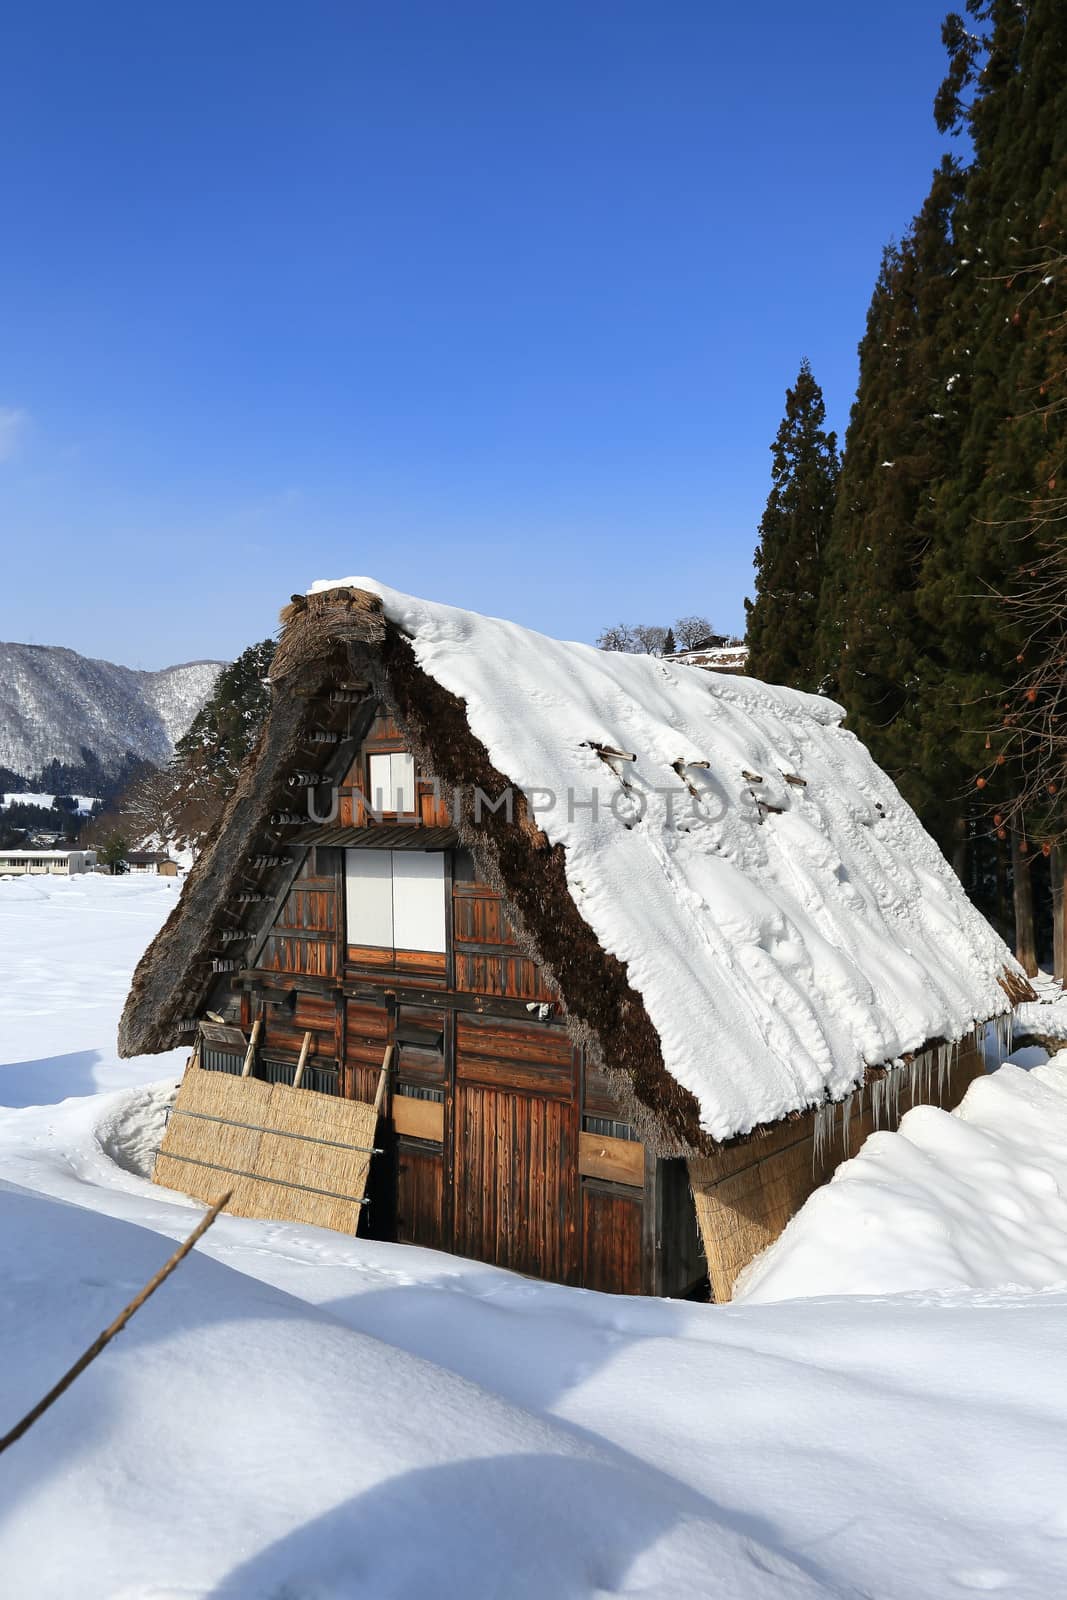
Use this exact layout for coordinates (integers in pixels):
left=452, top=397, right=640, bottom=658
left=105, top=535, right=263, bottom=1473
left=1, top=792, right=98, bottom=813
left=3, top=877, right=1067, bottom=1595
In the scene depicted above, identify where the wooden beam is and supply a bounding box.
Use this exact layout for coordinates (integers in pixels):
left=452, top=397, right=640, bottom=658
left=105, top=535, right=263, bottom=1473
left=233, top=968, right=572, bottom=1025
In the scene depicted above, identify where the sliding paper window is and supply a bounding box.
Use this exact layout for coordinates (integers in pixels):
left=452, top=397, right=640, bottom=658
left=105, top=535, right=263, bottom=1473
left=367, top=751, right=416, bottom=814
left=345, top=849, right=446, bottom=952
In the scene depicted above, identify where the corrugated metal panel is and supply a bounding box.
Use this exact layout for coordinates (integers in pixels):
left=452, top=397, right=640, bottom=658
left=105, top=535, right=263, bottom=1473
left=301, top=824, right=458, bottom=849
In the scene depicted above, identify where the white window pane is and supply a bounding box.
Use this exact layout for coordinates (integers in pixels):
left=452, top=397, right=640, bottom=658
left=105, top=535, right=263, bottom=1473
left=367, top=753, right=392, bottom=814
left=345, top=849, right=394, bottom=947
left=390, top=751, right=417, bottom=814
left=367, top=750, right=416, bottom=813
left=391, top=851, right=446, bottom=952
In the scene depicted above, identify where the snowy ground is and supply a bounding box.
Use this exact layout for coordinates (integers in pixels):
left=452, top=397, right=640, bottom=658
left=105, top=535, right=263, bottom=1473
left=1, top=791, right=98, bottom=814
left=1014, top=970, right=1067, bottom=1048
left=3, top=876, right=1067, bottom=1598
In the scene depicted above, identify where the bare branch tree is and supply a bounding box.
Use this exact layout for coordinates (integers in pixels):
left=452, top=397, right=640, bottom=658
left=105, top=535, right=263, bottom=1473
left=673, top=615, right=714, bottom=650
left=631, top=624, right=668, bottom=655
left=596, top=623, right=638, bottom=652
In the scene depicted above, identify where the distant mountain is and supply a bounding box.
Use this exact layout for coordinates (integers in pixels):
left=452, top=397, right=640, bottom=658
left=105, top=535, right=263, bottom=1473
left=0, top=642, right=225, bottom=780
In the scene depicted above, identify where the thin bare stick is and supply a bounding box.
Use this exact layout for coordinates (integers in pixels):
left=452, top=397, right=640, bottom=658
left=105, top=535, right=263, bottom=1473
left=240, top=1015, right=262, bottom=1078
left=373, top=1043, right=394, bottom=1117
left=292, top=1030, right=313, bottom=1090
left=0, top=1191, right=232, bottom=1457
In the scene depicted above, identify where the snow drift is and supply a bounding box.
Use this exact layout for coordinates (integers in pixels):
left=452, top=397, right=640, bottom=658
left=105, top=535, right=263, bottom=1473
left=738, top=1050, right=1067, bottom=1301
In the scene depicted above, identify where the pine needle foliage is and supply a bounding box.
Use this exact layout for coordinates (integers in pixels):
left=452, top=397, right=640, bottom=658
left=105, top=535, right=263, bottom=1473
left=746, top=360, right=839, bottom=689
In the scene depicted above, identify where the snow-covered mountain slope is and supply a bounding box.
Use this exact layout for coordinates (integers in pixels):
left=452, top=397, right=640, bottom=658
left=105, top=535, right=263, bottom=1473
left=0, top=642, right=224, bottom=778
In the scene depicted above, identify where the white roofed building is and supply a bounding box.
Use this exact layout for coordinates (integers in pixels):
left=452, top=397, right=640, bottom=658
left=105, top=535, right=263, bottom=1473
left=0, top=849, right=97, bottom=876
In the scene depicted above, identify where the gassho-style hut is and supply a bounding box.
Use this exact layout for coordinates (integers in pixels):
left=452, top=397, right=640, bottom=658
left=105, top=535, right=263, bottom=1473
left=120, top=580, right=1032, bottom=1300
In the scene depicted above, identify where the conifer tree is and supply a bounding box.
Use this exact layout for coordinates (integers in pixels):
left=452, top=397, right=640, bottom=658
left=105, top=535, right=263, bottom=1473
left=818, top=158, right=968, bottom=848
left=175, top=637, right=277, bottom=784
left=745, top=361, right=839, bottom=689
left=915, top=0, right=1066, bottom=942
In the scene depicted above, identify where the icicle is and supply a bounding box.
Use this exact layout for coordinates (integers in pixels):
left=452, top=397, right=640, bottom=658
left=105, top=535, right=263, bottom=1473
left=813, top=1102, right=836, bottom=1172
left=991, top=1010, right=1014, bottom=1062
left=841, top=1091, right=855, bottom=1157
left=935, top=1043, right=947, bottom=1103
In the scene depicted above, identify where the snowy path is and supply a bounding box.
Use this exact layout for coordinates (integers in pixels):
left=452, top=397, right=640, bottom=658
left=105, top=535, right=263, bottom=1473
left=2, top=876, right=1067, bottom=1598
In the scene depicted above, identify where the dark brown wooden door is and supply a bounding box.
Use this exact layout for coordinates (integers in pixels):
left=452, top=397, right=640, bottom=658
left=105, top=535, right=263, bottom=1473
left=581, top=1184, right=643, bottom=1294
left=396, top=1142, right=446, bottom=1249
left=453, top=1083, right=579, bottom=1284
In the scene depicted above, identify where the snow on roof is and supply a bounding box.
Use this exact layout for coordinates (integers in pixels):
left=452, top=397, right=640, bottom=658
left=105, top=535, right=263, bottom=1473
left=0, top=848, right=93, bottom=858
left=311, top=577, right=1017, bottom=1142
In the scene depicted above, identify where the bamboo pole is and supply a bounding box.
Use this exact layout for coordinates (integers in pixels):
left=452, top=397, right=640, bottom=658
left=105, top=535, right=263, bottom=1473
left=0, top=1192, right=232, bottom=1457
left=240, top=1016, right=262, bottom=1078
left=373, top=1044, right=394, bottom=1116
left=292, top=1031, right=313, bottom=1090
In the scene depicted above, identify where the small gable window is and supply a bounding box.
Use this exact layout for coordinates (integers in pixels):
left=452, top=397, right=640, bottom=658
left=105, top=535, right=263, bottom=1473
left=345, top=848, right=446, bottom=952
left=367, top=751, right=416, bottom=815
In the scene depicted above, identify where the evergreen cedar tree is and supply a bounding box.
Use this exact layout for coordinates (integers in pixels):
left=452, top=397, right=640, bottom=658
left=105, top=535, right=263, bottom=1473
left=744, top=1, right=1064, bottom=971
left=105, top=639, right=280, bottom=852
left=745, top=359, right=839, bottom=692
left=174, top=638, right=277, bottom=785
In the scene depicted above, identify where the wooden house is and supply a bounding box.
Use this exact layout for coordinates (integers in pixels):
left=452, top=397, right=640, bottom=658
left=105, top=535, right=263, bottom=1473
left=120, top=582, right=1031, bottom=1300
left=126, top=851, right=181, bottom=877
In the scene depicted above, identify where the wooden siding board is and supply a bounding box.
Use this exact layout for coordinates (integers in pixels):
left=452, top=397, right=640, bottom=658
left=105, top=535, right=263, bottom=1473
left=581, top=1185, right=643, bottom=1296
left=578, top=1131, right=645, bottom=1187
left=393, top=1095, right=445, bottom=1143
left=396, top=1143, right=446, bottom=1250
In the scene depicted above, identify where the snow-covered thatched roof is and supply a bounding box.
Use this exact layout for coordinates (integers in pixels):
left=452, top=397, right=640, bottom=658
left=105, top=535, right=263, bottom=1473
left=309, top=580, right=1023, bottom=1141
left=121, top=580, right=1027, bottom=1152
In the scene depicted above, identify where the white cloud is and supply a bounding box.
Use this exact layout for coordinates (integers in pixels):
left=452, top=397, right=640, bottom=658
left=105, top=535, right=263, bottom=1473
left=0, top=407, right=29, bottom=462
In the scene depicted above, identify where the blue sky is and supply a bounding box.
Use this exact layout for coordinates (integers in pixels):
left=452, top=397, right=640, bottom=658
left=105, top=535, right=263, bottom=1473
left=0, top=1, right=953, bottom=668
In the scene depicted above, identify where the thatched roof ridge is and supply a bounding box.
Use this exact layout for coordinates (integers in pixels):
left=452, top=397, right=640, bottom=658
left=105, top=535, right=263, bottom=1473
left=118, top=590, right=383, bottom=1061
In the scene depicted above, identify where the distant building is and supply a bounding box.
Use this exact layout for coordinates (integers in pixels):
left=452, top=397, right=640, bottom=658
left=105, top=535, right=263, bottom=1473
left=0, top=849, right=97, bottom=876
left=667, top=640, right=750, bottom=675
left=126, top=851, right=180, bottom=877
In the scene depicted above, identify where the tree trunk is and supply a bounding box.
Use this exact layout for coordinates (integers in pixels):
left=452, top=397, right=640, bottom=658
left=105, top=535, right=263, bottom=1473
left=1052, top=843, right=1066, bottom=984
left=1011, top=826, right=1039, bottom=977
left=951, top=816, right=969, bottom=887
left=996, top=839, right=1012, bottom=945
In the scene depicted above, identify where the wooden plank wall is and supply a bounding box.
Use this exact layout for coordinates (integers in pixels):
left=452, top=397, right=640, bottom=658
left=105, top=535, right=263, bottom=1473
left=225, top=719, right=670, bottom=1295
left=260, top=853, right=338, bottom=980
left=453, top=882, right=558, bottom=1002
